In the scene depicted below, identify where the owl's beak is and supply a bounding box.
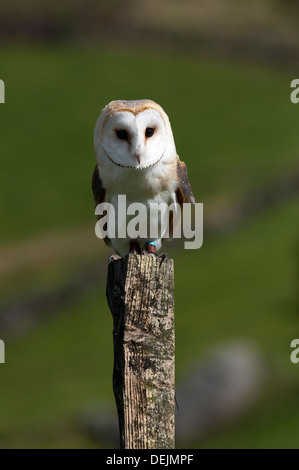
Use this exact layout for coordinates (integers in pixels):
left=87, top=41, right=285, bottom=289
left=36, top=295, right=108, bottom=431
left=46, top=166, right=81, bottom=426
left=133, top=153, right=141, bottom=164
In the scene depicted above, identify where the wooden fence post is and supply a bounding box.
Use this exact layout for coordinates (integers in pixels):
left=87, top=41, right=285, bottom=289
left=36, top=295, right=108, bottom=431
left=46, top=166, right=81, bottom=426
left=106, top=253, right=175, bottom=449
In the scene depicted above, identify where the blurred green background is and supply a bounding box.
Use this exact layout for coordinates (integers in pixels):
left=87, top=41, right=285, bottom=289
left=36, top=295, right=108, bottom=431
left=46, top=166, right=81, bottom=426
left=1, top=0, right=299, bottom=449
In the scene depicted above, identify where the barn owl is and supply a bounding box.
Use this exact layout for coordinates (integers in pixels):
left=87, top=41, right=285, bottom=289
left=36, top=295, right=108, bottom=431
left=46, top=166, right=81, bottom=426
left=92, top=99, right=194, bottom=257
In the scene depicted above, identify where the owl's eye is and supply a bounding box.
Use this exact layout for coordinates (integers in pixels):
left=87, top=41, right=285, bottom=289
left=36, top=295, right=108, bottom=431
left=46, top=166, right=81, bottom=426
left=145, top=127, right=155, bottom=138
left=116, top=130, right=128, bottom=140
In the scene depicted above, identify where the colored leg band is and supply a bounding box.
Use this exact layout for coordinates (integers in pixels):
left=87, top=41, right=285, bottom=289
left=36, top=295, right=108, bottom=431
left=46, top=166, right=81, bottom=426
left=144, top=241, right=156, bottom=248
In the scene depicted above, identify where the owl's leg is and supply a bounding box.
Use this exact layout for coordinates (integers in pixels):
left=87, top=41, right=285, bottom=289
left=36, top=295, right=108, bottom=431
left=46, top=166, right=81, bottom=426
left=129, top=240, right=141, bottom=254
left=109, top=240, right=141, bottom=262
left=144, top=241, right=157, bottom=255
left=142, top=241, right=168, bottom=260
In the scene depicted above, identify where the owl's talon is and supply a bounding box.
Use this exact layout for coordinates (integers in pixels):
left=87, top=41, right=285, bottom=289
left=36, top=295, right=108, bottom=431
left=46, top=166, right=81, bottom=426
left=141, top=250, right=156, bottom=257
left=144, top=242, right=157, bottom=256
left=130, top=249, right=140, bottom=255
left=108, top=254, right=121, bottom=263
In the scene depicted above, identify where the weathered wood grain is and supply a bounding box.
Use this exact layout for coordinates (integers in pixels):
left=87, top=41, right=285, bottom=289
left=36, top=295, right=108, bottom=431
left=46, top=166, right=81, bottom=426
left=106, top=253, right=175, bottom=449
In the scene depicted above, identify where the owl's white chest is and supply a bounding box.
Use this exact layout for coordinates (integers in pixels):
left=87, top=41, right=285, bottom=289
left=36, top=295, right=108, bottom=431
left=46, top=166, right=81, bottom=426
left=98, top=157, right=178, bottom=255
left=101, top=155, right=177, bottom=203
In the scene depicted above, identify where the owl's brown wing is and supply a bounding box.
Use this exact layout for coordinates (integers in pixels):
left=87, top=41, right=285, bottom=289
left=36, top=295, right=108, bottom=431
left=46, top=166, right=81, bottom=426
left=92, top=164, right=105, bottom=206
left=167, top=156, right=195, bottom=239
left=92, top=164, right=111, bottom=247
left=176, top=156, right=195, bottom=206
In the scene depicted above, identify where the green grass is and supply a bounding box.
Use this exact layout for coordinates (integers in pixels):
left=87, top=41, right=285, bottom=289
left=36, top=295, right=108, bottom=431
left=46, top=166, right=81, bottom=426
left=175, top=197, right=299, bottom=368
left=196, top=389, right=299, bottom=449
left=0, top=46, right=299, bottom=242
